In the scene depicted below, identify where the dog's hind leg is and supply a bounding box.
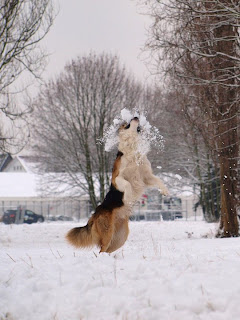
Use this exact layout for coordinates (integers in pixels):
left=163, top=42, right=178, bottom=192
left=95, top=212, right=114, bottom=253
left=106, top=217, right=129, bottom=253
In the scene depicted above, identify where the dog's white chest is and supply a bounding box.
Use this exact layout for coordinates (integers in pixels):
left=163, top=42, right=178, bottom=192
left=122, top=163, right=145, bottom=198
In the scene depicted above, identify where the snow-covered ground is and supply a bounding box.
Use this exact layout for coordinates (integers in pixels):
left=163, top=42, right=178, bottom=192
left=1, top=220, right=240, bottom=320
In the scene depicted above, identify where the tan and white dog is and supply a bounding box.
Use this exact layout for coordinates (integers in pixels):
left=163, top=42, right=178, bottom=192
left=66, top=117, right=169, bottom=253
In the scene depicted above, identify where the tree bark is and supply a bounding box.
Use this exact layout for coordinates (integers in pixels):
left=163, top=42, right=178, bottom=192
left=214, top=16, right=239, bottom=236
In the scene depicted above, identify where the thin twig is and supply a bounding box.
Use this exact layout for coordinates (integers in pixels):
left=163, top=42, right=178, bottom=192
left=6, top=253, right=16, bottom=262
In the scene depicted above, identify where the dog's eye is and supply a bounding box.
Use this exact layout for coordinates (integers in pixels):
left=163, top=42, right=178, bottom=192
left=125, top=124, right=130, bottom=129
left=137, top=126, right=141, bottom=133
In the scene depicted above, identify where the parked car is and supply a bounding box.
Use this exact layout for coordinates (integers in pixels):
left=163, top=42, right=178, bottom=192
left=2, top=209, right=44, bottom=224
left=130, top=214, right=145, bottom=221
left=161, top=211, right=183, bottom=220
left=48, top=215, right=73, bottom=222
left=57, top=215, right=73, bottom=221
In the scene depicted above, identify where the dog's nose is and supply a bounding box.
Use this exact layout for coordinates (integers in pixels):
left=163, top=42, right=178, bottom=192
left=132, top=117, right=139, bottom=121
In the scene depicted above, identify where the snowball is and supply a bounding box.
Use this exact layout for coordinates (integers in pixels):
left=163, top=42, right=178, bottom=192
left=144, top=122, right=152, bottom=130
left=103, top=125, right=119, bottom=152
left=113, top=119, right=120, bottom=125
left=121, top=108, right=132, bottom=123
left=101, top=108, right=165, bottom=156
left=139, top=114, right=147, bottom=126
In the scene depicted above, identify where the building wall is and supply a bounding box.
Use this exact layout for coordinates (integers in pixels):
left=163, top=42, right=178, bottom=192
left=3, top=158, right=26, bottom=172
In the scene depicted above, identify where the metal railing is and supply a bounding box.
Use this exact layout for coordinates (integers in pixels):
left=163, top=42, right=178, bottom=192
left=0, top=197, right=203, bottom=223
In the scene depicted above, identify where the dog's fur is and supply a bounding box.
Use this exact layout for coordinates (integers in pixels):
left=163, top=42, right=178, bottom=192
left=66, top=118, right=169, bottom=253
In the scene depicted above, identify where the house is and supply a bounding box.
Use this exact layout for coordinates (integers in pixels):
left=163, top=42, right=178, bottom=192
left=1, top=155, right=40, bottom=173
left=0, top=155, right=89, bottom=220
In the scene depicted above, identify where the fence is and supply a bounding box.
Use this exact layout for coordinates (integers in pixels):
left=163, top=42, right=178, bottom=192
left=0, top=195, right=203, bottom=223
left=131, top=195, right=203, bottom=221
left=0, top=199, right=91, bottom=222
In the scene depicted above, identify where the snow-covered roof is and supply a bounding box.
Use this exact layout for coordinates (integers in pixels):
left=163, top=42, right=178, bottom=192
left=17, top=156, right=41, bottom=173
left=0, top=172, right=39, bottom=198
left=2, top=155, right=40, bottom=173
left=0, top=172, right=89, bottom=199
left=0, top=154, right=12, bottom=171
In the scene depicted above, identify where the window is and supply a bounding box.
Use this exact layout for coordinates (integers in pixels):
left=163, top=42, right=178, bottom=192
left=26, top=210, right=34, bottom=216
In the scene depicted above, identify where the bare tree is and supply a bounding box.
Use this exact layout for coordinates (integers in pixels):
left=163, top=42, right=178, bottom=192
left=142, top=84, right=221, bottom=222
left=0, top=0, right=55, bottom=153
left=31, top=53, right=143, bottom=209
left=145, top=0, right=240, bottom=236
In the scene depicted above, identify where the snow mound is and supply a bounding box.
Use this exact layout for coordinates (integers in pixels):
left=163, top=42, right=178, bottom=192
left=101, top=108, right=164, bottom=156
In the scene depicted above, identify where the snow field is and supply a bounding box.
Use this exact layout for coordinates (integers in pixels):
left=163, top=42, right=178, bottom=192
left=1, top=221, right=240, bottom=320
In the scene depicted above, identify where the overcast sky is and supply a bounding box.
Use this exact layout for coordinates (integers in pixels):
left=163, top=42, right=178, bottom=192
left=41, top=0, right=151, bottom=82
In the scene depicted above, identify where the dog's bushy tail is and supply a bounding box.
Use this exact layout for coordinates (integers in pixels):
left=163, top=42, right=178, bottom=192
left=66, top=220, right=94, bottom=248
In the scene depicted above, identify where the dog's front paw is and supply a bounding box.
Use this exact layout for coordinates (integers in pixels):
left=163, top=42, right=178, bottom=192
left=160, top=187, right=169, bottom=197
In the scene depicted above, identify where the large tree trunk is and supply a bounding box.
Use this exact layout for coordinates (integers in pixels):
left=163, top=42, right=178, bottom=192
left=217, top=94, right=239, bottom=236
left=218, top=154, right=239, bottom=236
left=215, top=17, right=239, bottom=236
